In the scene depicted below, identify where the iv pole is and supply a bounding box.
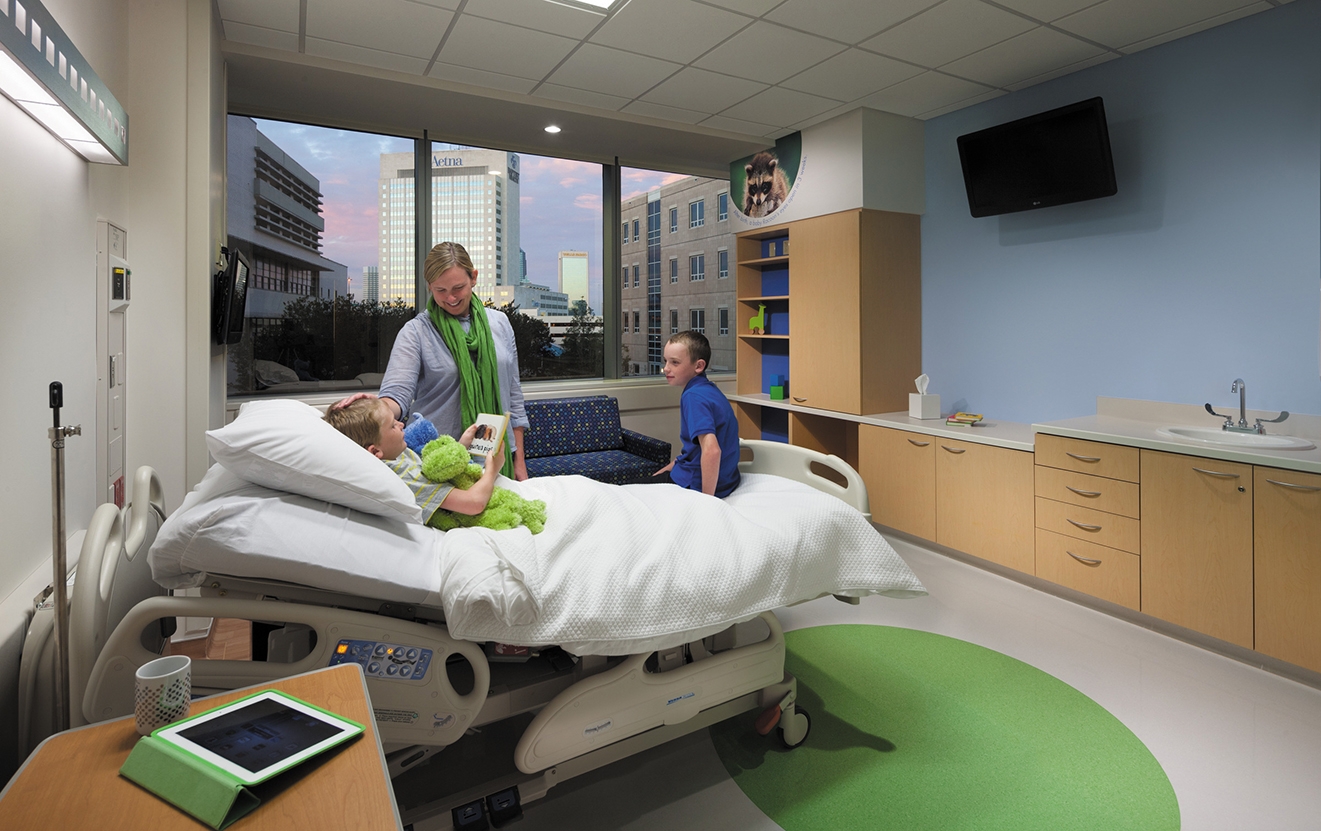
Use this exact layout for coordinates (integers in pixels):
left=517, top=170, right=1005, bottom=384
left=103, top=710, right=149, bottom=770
left=49, top=381, right=81, bottom=733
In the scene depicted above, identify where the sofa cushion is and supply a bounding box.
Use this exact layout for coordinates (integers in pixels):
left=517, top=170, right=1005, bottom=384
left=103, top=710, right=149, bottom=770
left=526, top=449, right=662, bottom=485
left=523, top=396, right=624, bottom=459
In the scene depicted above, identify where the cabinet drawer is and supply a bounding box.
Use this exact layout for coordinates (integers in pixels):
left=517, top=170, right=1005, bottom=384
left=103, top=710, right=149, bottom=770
left=1035, top=466, right=1139, bottom=518
left=1035, top=529, right=1140, bottom=610
left=1035, top=434, right=1139, bottom=482
left=1035, top=497, right=1141, bottom=554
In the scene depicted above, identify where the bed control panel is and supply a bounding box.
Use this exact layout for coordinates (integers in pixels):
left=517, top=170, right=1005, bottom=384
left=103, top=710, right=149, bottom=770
left=329, top=638, right=433, bottom=682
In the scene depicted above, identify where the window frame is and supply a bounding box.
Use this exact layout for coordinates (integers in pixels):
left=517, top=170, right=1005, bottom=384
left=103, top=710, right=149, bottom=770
left=690, top=307, right=705, bottom=333
left=689, top=253, right=705, bottom=282
left=689, top=199, right=704, bottom=229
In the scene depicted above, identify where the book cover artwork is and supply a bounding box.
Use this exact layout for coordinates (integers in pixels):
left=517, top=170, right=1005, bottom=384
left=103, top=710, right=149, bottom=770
left=470, top=412, right=510, bottom=461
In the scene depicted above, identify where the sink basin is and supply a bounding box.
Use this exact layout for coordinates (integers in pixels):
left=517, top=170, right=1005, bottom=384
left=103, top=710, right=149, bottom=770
left=1158, top=426, right=1316, bottom=451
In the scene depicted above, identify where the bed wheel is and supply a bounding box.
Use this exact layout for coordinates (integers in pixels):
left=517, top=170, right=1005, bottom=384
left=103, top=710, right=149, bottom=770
left=779, top=707, right=810, bottom=749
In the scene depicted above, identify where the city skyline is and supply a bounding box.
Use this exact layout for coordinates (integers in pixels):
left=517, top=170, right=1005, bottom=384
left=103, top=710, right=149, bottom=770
left=254, top=119, right=688, bottom=314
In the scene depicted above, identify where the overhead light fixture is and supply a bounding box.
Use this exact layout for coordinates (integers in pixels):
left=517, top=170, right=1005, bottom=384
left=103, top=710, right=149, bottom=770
left=543, top=0, right=624, bottom=15
left=544, top=125, right=562, bottom=134
left=0, top=0, right=127, bottom=164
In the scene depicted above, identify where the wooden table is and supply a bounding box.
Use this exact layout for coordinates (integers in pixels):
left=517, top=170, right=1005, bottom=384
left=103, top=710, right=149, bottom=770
left=0, top=664, right=402, bottom=830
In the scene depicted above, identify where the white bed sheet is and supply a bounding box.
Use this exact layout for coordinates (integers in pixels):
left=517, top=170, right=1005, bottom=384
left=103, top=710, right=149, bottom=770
left=151, top=466, right=926, bottom=655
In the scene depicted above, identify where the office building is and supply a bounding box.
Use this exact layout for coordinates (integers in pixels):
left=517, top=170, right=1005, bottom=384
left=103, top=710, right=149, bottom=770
left=489, top=282, right=570, bottom=317
left=361, top=266, right=378, bottom=303
left=377, top=146, right=520, bottom=303
left=558, top=250, right=589, bottom=310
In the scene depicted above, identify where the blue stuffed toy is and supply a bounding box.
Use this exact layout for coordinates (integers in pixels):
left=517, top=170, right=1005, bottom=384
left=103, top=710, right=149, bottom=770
left=403, top=412, right=439, bottom=456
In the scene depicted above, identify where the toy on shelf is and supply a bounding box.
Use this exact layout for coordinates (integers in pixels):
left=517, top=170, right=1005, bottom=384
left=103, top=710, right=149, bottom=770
left=768, top=374, right=787, bottom=400
left=749, top=304, right=766, bottom=335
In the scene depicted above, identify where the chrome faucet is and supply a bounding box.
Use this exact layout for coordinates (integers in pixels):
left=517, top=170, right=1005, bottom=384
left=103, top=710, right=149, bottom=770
left=1204, top=377, right=1290, bottom=434
left=1231, top=378, right=1247, bottom=429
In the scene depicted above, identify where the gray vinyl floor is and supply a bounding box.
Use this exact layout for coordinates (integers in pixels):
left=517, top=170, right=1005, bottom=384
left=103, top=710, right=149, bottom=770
left=412, top=535, right=1321, bottom=831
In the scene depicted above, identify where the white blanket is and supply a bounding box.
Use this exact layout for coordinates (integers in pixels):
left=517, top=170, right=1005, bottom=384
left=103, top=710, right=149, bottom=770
left=151, top=467, right=926, bottom=656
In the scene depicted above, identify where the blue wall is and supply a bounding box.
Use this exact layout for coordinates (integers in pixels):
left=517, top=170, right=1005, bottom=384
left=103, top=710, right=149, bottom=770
left=919, top=0, right=1320, bottom=424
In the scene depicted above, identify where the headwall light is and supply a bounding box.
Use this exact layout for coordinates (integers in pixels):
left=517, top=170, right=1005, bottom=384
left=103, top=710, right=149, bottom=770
left=544, top=125, right=561, bottom=134
left=0, top=0, right=127, bottom=164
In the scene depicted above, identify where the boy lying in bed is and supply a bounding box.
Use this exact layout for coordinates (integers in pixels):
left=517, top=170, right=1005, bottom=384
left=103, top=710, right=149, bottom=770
left=325, top=397, right=504, bottom=527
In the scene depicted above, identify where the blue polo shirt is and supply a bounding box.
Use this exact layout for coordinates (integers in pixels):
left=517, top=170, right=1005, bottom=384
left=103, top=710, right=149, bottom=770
left=671, top=375, right=741, bottom=498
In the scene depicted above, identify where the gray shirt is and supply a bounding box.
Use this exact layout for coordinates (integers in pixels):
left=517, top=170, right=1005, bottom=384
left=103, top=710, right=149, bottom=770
left=378, top=310, right=529, bottom=444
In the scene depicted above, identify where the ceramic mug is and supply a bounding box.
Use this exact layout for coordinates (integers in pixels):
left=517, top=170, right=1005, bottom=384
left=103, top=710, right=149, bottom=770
left=134, top=655, right=192, bottom=735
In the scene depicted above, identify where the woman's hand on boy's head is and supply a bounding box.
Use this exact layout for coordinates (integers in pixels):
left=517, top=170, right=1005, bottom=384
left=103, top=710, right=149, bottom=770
left=330, top=392, right=377, bottom=412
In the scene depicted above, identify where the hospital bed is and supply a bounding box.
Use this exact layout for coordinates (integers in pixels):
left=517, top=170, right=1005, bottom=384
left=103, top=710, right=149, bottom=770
left=22, top=427, right=924, bottom=829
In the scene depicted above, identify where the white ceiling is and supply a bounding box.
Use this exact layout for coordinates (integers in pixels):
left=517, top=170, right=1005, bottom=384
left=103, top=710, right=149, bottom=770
left=218, top=0, right=1291, bottom=143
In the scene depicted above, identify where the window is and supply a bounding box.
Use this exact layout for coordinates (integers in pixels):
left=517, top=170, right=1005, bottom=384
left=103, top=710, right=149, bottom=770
left=632, top=264, right=639, bottom=288
left=718, top=192, right=728, bottom=221
left=632, top=219, right=639, bottom=242
left=670, top=258, right=678, bottom=283
left=690, top=308, right=705, bottom=333
left=718, top=249, right=728, bottom=279
left=718, top=307, right=729, bottom=336
left=622, top=266, right=628, bottom=290
left=669, top=207, right=677, bottom=233
left=622, top=221, right=628, bottom=242
left=689, top=199, right=704, bottom=228
left=690, top=254, right=705, bottom=281
left=633, top=310, right=640, bottom=333
left=670, top=309, right=679, bottom=334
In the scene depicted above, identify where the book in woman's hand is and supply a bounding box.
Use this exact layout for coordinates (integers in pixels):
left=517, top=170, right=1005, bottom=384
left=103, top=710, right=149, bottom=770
left=470, top=412, right=510, bottom=464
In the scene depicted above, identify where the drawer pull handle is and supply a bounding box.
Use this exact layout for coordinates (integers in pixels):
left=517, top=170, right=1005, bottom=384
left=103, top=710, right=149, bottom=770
left=792, top=397, right=806, bottom=403
left=1065, top=452, right=1102, bottom=463
left=907, top=439, right=931, bottom=447
left=1065, top=485, right=1102, bottom=498
left=1066, top=518, right=1103, bottom=532
left=1265, top=478, right=1321, bottom=492
left=941, top=446, right=966, bottom=454
left=1066, top=550, right=1103, bottom=567
left=1192, top=467, right=1240, bottom=479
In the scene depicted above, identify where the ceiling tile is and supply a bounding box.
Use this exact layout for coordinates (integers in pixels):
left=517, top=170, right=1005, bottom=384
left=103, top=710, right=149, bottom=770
left=699, top=0, right=783, bottom=16
left=622, top=99, right=708, bottom=125
left=916, top=88, right=1007, bottom=119
left=700, top=114, right=779, bottom=137
left=720, top=86, right=842, bottom=127
left=306, top=0, right=453, bottom=60
left=779, top=48, right=925, bottom=102
left=437, top=14, right=580, bottom=81
left=694, top=21, right=847, bottom=84
left=218, top=0, right=299, bottom=32
left=860, top=0, right=1037, bottom=68
left=766, top=0, right=944, bottom=44
left=591, top=1, right=750, bottom=64
left=785, top=101, right=857, bottom=132
left=428, top=61, right=538, bottom=94
left=1118, top=2, right=1270, bottom=54
left=641, top=67, right=768, bottom=114
left=533, top=83, right=632, bottom=111
left=462, top=0, right=603, bottom=39
left=941, top=26, right=1107, bottom=88
left=1054, top=0, right=1260, bottom=50
left=305, top=38, right=430, bottom=74
left=545, top=43, right=682, bottom=100
left=989, top=0, right=1103, bottom=23
left=221, top=21, right=300, bottom=52
left=854, top=71, right=995, bottom=117
left=1005, top=51, right=1118, bottom=90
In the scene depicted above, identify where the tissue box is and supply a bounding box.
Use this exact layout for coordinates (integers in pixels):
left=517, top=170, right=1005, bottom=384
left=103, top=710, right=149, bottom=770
left=909, top=393, right=941, bottom=420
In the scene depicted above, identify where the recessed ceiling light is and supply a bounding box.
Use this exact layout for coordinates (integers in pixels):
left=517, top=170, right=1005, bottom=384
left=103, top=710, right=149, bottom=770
left=542, top=0, right=623, bottom=14
left=544, top=125, right=562, bottom=134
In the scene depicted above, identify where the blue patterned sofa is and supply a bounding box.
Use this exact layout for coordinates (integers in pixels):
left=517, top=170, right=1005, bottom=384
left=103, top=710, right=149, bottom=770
left=523, top=395, right=672, bottom=485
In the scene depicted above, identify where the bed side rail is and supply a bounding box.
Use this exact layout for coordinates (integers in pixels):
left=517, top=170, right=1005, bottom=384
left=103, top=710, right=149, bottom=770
left=738, top=439, right=870, bottom=517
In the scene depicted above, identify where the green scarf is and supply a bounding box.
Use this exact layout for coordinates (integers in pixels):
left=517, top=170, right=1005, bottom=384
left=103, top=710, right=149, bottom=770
left=428, top=297, right=514, bottom=478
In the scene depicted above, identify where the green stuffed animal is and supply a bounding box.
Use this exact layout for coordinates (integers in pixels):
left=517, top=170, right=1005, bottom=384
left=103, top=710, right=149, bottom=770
left=419, top=435, right=547, bottom=534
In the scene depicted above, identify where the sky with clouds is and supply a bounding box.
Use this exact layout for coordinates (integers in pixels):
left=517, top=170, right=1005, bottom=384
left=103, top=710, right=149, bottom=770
left=251, top=117, right=690, bottom=314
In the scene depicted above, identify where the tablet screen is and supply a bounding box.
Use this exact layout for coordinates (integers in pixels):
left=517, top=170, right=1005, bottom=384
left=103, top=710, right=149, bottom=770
left=156, top=690, right=363, bottom=784
left=178, top=697, right=343, bottom=774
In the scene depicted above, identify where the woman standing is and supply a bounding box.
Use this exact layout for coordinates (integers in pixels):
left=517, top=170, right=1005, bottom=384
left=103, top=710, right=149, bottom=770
left=340, top=242, right=529, bottom=480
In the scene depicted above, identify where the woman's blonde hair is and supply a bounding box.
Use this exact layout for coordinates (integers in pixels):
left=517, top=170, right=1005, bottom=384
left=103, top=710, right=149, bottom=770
left=424, top=241, right=476, bottom=285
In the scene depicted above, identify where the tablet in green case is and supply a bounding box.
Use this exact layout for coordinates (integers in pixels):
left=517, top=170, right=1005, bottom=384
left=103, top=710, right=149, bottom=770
left=120, top=689, right=365, bottom=829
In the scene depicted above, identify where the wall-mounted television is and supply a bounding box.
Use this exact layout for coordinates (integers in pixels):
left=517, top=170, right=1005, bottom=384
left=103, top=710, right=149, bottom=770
left=957, top=97, right=1117, bottom=218
left=212, top=247, right=250, bottom=345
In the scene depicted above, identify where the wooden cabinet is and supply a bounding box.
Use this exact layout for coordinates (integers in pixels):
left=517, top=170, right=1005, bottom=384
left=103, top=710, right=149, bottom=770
left=734, top=209, right=920, bottom=441
left=858, top=425, right=935, bottom=540
left=1253, top=467, right=1321, bottom=673
left=934, top=438, right=1035, bottom=574
left=1140, top=449, right=1254, bottom=648
left=1035, top=529, right=1141, bottom=610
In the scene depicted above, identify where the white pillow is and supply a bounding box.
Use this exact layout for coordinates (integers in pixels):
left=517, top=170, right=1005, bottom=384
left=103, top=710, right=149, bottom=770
left=206, top=399, right=422, bottom=523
